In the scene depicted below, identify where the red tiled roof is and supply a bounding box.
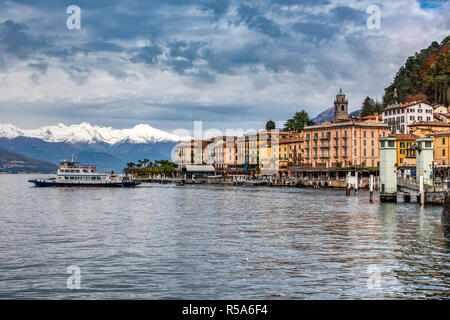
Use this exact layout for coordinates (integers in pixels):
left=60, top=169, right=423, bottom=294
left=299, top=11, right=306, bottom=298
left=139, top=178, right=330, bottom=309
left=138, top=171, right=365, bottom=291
left=389, top=133, right=417, bottom=140
left=409, top=121, right=450, bottom=127
left=361, top=115, right=382, bottom=120
left=430, top=130, right=450, bottom=137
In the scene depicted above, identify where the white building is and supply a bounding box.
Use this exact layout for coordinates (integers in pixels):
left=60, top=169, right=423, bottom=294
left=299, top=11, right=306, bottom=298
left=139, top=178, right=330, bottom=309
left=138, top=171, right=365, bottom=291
left=382, top=101, right=433, bottom=134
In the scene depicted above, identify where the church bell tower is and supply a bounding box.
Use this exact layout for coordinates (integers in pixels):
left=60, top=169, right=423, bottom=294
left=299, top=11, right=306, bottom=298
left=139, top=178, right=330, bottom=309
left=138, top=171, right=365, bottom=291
left=334, top=88, right=348, bottom=122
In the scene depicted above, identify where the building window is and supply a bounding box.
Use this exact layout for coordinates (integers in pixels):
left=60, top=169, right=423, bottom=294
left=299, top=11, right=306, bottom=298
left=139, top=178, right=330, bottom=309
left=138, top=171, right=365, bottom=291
left=410, top=116, right=415, bottom=121
left=443, top=138, right=446, bottom=145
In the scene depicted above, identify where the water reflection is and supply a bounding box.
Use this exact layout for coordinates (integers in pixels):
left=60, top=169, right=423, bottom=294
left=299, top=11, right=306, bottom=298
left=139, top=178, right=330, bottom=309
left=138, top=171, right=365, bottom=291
left=0, top=175, right=448, bottom=299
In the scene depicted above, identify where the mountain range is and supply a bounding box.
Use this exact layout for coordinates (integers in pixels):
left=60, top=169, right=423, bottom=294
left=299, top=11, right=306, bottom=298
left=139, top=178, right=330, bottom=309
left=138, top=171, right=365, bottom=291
left=0, top=122, right=191, bottom=172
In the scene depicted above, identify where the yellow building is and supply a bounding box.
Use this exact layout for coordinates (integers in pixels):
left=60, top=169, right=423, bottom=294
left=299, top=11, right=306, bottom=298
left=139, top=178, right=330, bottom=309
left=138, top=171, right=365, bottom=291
left=390, top=134, right=417, bottom=167
left=431, top=131, right=450, bottom=165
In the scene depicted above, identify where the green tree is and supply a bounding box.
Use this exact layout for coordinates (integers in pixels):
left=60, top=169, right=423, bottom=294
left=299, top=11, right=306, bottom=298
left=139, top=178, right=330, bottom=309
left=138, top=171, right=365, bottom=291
left=283, top=110, right=315, bottom=132
left=361, top=97, right=383, bottom=117
left=383, top=36, right=449, bottom=107
left=265, top=120, right=276, bottom=131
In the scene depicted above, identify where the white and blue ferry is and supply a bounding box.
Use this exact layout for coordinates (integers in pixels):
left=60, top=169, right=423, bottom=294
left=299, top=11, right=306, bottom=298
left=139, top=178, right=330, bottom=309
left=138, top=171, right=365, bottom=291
left=28, top=158, right=140, bottom=187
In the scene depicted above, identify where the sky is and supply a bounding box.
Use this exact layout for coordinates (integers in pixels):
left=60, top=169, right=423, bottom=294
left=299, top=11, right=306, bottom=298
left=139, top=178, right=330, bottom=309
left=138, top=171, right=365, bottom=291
left=0, top=0, right=448, bottom=134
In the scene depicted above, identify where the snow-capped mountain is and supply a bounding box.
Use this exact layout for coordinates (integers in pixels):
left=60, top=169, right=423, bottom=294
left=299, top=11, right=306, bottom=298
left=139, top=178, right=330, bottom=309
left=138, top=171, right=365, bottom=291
left=0, top=122, right=191, bottom=144
left=0, top=122, right=190, bottom=171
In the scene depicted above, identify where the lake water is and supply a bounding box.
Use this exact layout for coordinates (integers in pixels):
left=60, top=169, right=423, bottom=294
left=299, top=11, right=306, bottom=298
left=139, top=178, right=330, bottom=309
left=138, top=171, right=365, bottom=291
left=0, top=174, right=449, bottom=299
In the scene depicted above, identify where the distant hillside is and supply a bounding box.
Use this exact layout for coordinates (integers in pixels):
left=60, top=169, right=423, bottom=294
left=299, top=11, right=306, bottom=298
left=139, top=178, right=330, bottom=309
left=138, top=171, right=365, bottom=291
left=383, top=36, right=449, bottom=106
left=0, top=149, right=57, bottom=173
left=313, top=108, right=361, bottom=124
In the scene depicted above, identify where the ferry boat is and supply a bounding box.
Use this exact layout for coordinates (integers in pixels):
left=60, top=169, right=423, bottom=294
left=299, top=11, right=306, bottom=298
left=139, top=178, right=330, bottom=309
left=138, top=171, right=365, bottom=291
left=28, top=158, right=140, bottom=187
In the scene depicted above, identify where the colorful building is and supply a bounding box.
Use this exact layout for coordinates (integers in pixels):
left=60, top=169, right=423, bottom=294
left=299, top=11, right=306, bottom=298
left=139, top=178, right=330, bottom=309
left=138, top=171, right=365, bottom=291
left=389, top=133, right=417, bottom=167
left=431, top=131, right=450, bottom=165
left=409, top=121, right=450, bottom=137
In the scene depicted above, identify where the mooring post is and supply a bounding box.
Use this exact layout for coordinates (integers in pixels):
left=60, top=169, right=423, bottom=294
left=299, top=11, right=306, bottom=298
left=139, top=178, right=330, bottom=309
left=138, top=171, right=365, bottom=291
left=369, top=174, right=374, bottom=203
left=346, top=183, right=350, bottom=196
left=420, top=176, right=424, bottom=206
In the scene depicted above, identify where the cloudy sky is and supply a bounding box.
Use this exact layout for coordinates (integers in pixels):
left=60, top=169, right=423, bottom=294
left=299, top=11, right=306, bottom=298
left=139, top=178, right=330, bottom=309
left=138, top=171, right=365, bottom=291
left=0, top=0, right=448, bottom=133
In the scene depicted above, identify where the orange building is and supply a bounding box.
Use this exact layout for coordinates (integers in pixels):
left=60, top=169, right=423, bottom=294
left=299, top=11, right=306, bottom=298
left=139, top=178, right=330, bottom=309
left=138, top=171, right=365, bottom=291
left=409, top=121, right=450, bottom=137
left=302, top=120, right=388, bottom=168
left=431, top=131, right=450, bottom=165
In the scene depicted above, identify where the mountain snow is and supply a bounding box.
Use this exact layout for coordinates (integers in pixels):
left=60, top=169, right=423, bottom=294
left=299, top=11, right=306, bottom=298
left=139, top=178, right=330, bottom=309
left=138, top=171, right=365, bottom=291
left=0, top=122, right=191, bottom=144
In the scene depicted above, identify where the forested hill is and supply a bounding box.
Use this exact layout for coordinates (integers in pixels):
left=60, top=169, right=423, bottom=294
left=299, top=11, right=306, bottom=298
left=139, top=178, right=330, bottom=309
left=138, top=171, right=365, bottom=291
left=0, top=149, right=57, bottom=173
left=383, top=36, right=449, bottom=106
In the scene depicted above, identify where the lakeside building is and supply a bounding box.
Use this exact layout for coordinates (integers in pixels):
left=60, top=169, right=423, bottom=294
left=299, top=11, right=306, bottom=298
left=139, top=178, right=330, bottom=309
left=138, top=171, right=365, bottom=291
left=433, top=104, right=448, bottom=115
left=431, top=131, right=450, bottom=165
left=236, top=136, right=249, bottom=168
left=381, top=101, right=433, bottom=134
left=434, top=112, right=450, bottom=123
left=389, top=134, right=417, bottom=167
left=256, top=131, right=293, bottom=175
left=300, top=90, right=389, bottom=168
left=409, top=121, right=450, bottom=137
left=301, top=121, right=388, bottom=168
left=279, top=132, right=303, bottom=169
left=174, top=140, right=211, bottom=166
left=211, top=136, right=238, bottom=170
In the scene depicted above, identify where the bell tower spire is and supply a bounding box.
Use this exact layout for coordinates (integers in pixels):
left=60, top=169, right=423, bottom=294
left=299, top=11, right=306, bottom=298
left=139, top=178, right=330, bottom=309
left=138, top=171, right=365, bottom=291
left=334, top=88, right=348, bottom=121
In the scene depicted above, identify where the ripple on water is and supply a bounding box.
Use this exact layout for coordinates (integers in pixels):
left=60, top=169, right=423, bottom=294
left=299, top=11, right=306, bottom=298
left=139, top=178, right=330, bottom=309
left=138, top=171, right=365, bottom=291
left=0, top=176, right=449, bottom=299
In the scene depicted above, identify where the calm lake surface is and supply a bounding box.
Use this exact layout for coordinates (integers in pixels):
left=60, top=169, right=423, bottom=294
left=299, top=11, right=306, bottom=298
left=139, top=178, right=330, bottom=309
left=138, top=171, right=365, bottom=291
left=0, top=174, right=449, bottom=299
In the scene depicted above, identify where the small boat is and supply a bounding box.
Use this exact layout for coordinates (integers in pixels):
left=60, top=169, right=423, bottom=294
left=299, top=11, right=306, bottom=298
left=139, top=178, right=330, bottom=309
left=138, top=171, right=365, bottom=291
left=28, top=158, right=140, bottom=187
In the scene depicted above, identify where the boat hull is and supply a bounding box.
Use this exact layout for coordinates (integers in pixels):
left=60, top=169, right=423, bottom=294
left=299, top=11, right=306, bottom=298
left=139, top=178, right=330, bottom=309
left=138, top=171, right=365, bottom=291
left=28, top=179, right=140, bottom=187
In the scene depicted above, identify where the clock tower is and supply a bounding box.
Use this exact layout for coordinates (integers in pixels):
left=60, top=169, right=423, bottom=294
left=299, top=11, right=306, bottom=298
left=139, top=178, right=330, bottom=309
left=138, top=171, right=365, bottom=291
left=334, top=88, right=348, bottom=122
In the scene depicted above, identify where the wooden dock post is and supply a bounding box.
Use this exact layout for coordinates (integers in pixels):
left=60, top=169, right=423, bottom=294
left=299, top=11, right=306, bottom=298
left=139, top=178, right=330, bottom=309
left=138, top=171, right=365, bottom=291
left=420, top=176, right=424, bottom=206
left=346, top=183, right=350, bottom=196
left=369, top=174, right=374, bottom=203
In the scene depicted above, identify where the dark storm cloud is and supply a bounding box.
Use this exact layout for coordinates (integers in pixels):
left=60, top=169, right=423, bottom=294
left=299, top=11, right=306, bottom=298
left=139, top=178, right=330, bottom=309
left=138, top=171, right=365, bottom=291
left=237, top=4, right=285, bottom=38
left=0, top=0, right=448, bottom=130
left=0, top=20, right=50, bottom=59
left=202, top=0, right=231, bottom=18
left=129, top=45, right=163, bottom=65
left=27, top=62, right=48, bottom=74
left=62, top=65, right=92, bottom=85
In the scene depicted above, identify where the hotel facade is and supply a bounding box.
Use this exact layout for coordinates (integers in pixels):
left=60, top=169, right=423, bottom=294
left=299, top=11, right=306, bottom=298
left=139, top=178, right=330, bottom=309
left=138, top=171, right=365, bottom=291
left=382, top=101, right=433, bottom=134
